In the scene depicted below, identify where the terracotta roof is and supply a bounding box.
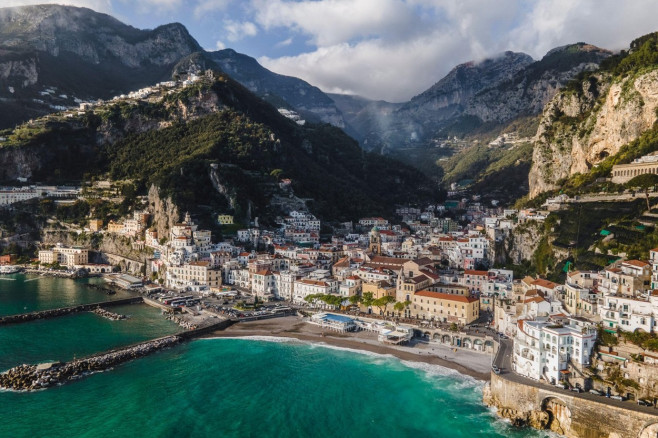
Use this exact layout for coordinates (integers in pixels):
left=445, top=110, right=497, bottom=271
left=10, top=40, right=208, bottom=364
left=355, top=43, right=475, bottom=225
left=524, top=296, right=546, bottom=304
left=464, top=269, right=488, bottom=276
left=623, top=260, right=650, bottom=268
left=254, top=269, right=272, bottom=276
left=299, top=279, right=329, bottom=287
left=532, top=278, right=558, bottom=289
left=413, top=257, right=434, bottom=266
left=415, top=290, right=479, bottom=303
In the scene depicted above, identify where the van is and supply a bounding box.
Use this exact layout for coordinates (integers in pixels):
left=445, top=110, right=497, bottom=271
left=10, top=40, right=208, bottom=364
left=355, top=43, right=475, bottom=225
left=610, top=395, right=625, bottom=401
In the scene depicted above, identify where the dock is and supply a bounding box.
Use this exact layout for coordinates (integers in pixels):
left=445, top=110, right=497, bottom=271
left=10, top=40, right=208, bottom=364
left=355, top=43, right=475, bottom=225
left=0, top=297, right=144, bottom=326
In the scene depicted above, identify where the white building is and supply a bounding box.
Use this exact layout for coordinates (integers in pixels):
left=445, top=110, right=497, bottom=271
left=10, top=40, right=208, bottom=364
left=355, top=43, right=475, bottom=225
left=513, top=318, right=597, bottom=384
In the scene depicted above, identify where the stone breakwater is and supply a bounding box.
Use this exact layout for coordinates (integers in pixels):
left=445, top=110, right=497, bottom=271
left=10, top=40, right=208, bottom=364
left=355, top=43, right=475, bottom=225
left=92, top=307, right=127, bottom=321
left=0, top=297, right=143, bottom=325
left=0, top=336, right=181, bottom=391
left=166, top=314, right=197, bottom=330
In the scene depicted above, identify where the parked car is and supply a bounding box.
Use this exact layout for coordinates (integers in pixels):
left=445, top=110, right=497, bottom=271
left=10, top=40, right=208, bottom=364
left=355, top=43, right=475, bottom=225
left=610, top=395, right=625, bottom=401
left=492, top=365, right=501, bottom=375
left=589, top=389, right=603, bottom=396
left=570, top=387, right=582, bottom=393
left=638, top=399, right=653, bottom=406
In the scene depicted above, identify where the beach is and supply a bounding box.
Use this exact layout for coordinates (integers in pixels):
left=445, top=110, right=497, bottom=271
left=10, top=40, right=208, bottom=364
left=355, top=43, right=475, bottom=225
left=206, top=315, right=493, bottom=380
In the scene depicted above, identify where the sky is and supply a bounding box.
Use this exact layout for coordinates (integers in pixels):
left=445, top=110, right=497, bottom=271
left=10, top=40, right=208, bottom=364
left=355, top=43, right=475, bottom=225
left=4, top=0, right=658, bottom=102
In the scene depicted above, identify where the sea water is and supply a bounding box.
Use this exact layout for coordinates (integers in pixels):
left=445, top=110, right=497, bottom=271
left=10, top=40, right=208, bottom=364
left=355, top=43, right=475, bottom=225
left=0, top=277, right=553, bottom=437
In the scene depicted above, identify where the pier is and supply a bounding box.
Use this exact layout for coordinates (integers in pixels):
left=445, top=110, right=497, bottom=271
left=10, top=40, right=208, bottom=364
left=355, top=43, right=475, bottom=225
left=0, top=297, right=144, bottom=326
left=0, top=318, right=236, bottom=391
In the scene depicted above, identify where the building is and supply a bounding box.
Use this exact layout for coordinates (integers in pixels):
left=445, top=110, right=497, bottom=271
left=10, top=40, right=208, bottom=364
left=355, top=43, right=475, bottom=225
left=38, top=244, right=88, bottom=268
left=409, top=290, right=480, bottom=325
left=166, top=261, right=222, bottom=289
left=217, top=214, right=234, bottom=225
left=368, top=227, right=381, bottom=255
left=513, top=318, right=597, bottom=384
left=88, top=219, right=103, bottom=232
left=611, top=152, right=658, bottom=184
left=252, top=269, right=277, bottom=298
left=599, top=292, right=658, bottom=333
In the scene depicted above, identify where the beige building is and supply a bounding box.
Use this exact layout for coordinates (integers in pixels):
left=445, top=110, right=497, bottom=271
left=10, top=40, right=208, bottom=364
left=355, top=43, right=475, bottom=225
left=362, top=280, right=396, bottom=299
left=88, top=219, right=103, bottom=232
left=166, top=261, right=221, bottom=289
left=38, top=244, right=89, bottom=268
left=409, top=290, right=480, bottom=325
left=611, top=152, right=658, bottom=184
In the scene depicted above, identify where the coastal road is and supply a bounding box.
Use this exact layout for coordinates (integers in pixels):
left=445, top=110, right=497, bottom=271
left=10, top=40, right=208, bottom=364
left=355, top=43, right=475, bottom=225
left=493, top=339, right=658, bottom=416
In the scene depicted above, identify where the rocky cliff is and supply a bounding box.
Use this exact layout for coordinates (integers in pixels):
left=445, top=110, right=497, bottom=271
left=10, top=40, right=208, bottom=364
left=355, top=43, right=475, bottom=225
left=209, top=49, right=345, bottom=128
left=529, top=68, right=658, bottom=197
left=0, top=4, right=201, bottom=128
left=465, top=44, right=611, bottom=123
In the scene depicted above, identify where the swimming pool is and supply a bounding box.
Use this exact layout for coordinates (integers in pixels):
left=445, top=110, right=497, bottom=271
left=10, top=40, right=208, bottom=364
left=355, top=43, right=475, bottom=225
left=324, top=313, right=353, bottom=323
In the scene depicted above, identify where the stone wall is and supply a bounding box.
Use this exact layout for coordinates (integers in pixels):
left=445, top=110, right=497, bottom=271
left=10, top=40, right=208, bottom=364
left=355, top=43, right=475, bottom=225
left=484, top=372, right=658, bottom=437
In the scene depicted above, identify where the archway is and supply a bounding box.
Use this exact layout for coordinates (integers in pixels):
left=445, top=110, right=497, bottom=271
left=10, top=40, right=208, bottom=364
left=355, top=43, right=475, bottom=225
left=433, top=333, right=441, bottom=341
left=541, top=397, right=571, bottom=434
left=463, top=337, right=473, bottom=349
left=474, top=339, right=484, bottom=351
left=639, top=422, right=658, bottom=438
left=442, top=334, right=451, bottom=344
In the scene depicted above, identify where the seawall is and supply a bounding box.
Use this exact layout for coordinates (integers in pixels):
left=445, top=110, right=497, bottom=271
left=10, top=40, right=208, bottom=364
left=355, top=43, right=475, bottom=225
left=484, top=372, right=658, bottom=437
left=0, top=297, right=144, bottom=325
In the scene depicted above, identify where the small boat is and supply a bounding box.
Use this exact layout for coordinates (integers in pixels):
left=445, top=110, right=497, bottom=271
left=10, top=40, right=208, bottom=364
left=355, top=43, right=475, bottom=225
left=0, top=265, right=21, bottom=274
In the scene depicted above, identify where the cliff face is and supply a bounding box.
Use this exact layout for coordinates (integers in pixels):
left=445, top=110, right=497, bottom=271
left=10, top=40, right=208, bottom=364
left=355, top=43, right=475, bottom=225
left=147, top=185, right=180, bottom=239
left=465, top=44, right=610, bottom=123
left=209, top=49, right=346, bottom=127
left=0, top=4, right=202, bottom=128
left=529, top=69, right=658, bottom=198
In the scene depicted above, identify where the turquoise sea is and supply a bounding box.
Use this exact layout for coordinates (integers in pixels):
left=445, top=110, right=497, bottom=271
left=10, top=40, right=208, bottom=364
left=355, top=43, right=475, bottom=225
left=0, top=275, right=552, bottom=437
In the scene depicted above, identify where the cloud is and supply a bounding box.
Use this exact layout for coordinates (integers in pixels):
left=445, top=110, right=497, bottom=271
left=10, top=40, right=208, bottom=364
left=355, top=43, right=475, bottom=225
left=193, top=0, right=233, bottom=19
left=224, top=20, right=258, bottom=42
left=215, top=40, right=226, bottom=50
left=1, top=0, right=114, bottom=13
left=256, top=0, right=658, bottom=101
left=275, top=37, right=293, bottom=48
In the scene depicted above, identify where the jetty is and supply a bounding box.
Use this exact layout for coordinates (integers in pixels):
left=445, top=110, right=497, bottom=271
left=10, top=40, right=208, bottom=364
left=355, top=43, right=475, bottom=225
left=0, top=297, right=143, bottom=326
left=0, top=318, right=235, bottom=391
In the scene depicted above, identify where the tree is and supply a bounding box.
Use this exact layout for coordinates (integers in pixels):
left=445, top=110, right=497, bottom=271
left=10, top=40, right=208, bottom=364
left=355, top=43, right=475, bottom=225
left=373, top=295, right=395, bottom=315
left=361, top=292, right=374, bottom=309
left=393, top=300, right=411, bottom=316
left=348, top=295, right=361, bottom=305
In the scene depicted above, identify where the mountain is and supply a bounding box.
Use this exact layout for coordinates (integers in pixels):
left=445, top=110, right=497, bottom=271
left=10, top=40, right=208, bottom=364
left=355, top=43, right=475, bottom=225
left=528, top=32, right=658, bottom=199
left=0, top=4, right=201, bottom=128
left=0, top=71, right=440, bottom=226
left=342, top=46, right=611, bottom=156
left=208, top=49, right=345, bottom=128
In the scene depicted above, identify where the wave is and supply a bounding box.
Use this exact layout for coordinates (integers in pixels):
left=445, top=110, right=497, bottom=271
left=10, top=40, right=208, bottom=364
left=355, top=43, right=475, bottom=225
left=204, top=336, right=482, bottom=385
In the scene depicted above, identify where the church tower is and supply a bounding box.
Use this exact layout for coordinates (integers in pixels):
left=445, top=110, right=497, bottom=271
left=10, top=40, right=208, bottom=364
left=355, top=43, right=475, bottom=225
left=369, top=227, right=381, bottom=255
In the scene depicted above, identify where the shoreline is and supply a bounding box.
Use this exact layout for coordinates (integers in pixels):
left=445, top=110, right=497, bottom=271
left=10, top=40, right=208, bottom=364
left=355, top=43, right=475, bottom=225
left=202, top=316, right=492, bottom=381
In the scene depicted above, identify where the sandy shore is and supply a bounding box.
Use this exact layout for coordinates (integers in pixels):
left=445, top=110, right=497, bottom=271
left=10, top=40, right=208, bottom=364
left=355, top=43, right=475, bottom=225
left=204, top=316, right=492, bottom=381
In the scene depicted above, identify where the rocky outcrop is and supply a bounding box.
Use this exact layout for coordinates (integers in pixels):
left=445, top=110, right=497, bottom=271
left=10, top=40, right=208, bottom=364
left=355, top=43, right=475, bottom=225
left=491, top=221, right=543, bottom=265
left=147, top=185, right=180, bottom=239
left=465, top=44, right=610, bottom=123
left=529, top=69, right=658, bottom=198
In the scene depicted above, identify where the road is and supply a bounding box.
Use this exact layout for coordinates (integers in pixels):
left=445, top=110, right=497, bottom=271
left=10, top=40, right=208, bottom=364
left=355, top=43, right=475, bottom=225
left=492, top=339, right=658, bottom=416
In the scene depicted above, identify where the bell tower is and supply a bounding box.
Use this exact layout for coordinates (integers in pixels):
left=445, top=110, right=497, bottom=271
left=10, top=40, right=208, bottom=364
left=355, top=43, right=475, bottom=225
left=369, top=227, right=381, bottom=255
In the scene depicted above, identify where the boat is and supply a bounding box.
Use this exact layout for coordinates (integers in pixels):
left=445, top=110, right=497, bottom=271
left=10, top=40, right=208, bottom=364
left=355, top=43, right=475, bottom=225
left=0, top=265, right=21, bottom=274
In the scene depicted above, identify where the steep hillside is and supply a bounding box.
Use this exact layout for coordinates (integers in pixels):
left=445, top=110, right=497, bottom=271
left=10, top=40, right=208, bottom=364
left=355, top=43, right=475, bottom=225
left=529, top=33, right=658, bottom=198
left=209, top=49, right=345, bottom=128
left=0, top=4, right=201, bottom=128
left=0, top=72, right=440, bottom=224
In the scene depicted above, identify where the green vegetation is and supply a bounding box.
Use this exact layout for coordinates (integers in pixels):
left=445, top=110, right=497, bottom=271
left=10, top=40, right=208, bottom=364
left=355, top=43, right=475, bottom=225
left=0, top=75, right=440, bottom=225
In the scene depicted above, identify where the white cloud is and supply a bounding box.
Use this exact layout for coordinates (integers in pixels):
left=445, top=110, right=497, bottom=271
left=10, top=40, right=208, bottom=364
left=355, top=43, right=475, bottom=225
left=194, top=0, right=232, bottom=19
left=215, top=40, right=226, bottom=50
left=224, top=20, right=258, bottom=42
left=1, top=0, right=113, bottom=13
left=275, top=37, right=293, bottom=48
left=255, top=0, right=658, bottom=101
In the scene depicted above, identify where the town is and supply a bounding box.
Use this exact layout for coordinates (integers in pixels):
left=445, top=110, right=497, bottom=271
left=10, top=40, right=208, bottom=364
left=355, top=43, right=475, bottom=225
left=5, top=180, right=658, bottom=416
